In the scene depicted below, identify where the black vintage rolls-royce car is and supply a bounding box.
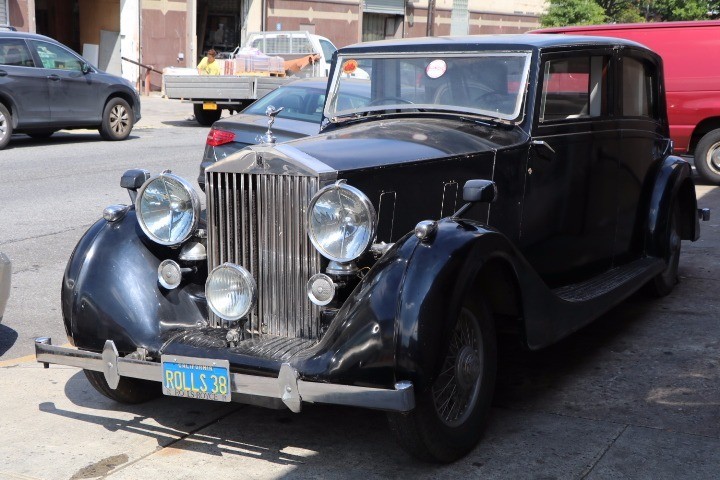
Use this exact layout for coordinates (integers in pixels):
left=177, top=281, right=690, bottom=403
left=36, top=35, right=709, bottom=462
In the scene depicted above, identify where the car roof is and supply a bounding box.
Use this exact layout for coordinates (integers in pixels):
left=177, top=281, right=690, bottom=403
left=0, top=30, right=62, bottom=43
left=338, top=34, right=649, bottom=54
left=284, top=77, right=330, bottom=90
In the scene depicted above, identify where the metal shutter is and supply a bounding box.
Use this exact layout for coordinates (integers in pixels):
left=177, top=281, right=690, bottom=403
left=450, top=0, right=469, bottom=36
left=364, top=0, right=405, bottom=15
left=0, top=0, right=8, bottom=26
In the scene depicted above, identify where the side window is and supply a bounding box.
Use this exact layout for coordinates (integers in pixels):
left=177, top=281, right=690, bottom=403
left=0, top=39, right=34, bottom=67
left=29, top=40, right=83, bottom=71
left=540, top=55, right=609, bottom=123
left=622, top=57, right=657, bottom=119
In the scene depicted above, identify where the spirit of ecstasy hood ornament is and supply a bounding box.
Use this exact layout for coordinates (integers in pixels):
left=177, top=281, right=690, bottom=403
left=258, top=105, right=284, bottom=145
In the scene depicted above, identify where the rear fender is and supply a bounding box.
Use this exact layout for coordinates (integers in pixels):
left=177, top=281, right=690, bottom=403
left=645, top=156, right=698, bottom=257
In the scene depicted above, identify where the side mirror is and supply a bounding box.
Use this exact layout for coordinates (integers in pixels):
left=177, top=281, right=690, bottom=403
left=121, top=169, right=151, bottom=203
left=463, top=179, right=497, bottom=204
left=453, top=179, right=497, bottom=218
left=81, top=63, right=91, bottom=74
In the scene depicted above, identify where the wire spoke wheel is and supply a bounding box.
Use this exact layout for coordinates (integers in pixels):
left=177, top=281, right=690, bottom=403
left=387, top=300, right=496, bottom=463
left=432, top=307, right=483, bottom=427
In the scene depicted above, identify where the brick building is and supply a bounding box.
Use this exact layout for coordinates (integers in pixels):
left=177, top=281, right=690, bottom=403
left=3, top=0, right=545, bottom=90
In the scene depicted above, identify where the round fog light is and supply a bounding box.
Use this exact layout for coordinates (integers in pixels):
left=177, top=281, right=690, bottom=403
left=158, top=260, right=182, bottom=290
left=206, top=263, right=257, bottom=321
left=307, top=273, right=335, bottom=306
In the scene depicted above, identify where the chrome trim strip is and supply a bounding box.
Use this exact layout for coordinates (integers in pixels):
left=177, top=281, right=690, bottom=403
left=35, top=339, right=415, bottom=412
left=273, top=144, right=336, bottom=176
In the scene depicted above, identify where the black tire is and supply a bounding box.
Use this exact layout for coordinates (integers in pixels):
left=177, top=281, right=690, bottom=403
left=694, top=128, right=720, bottom=184
left=0, top=103, right=12, bottom=150
left=387, top=300, right=497, bottom=463
left=645, top=202, right=681, bottom=297
left=27, top=130, right=56, bottom=139
left=99, top=97, right=134, bottom=141
left=193, top=103, right=222, bottom=126
left=84, top=369, right=162, bottom=404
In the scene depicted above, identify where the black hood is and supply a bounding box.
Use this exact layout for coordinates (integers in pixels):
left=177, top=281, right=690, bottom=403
left=281, top=116, right=526, bottom=172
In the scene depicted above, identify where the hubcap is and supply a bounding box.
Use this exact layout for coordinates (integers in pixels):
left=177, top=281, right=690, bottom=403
left=708, top=141, right=720, bottom=174
left=456, top=346, right=481, bottom=390
left=110, top=105, right=129, bottom=135
left=432, top=307, right=483, bottom=427
left=0, top=111, right=6, bottom=139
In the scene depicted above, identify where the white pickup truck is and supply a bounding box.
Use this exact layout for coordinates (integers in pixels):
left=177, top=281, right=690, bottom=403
left=164, top=31, right=336, bottom=125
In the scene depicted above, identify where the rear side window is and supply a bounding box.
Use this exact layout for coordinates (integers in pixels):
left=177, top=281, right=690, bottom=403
left=539, top=55, right=609, bottom=122
left=622, top=57, right=657, bottom=119
left=249, top=36, right=315, bottom=55
left=0, top=39, right=34, bottom=67
left=29, top=40, right=83, bottom=71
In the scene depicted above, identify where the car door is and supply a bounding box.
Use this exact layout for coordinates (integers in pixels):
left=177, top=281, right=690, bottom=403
left=28, top=39, right=103, bottom=125
left=520, top=49, right=621, bottom=287
left=0, top=38, right=50, bottom=126
left=613, top=49, right=668, bottom=264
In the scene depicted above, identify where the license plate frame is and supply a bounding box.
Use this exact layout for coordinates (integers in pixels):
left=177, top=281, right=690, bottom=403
left=161, top=355, right=231, bottom=402
left=202, top=101, right=218, bottom=110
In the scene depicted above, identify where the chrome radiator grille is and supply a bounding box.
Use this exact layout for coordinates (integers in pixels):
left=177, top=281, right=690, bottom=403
left=206, top=171, right=322, bottom=338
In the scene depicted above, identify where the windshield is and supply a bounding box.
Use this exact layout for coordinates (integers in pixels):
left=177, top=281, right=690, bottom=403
left=325, top=52, right=532, bottom=122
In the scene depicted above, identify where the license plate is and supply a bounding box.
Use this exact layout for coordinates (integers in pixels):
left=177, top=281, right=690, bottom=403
left=202, top=102, right=217, bottom=110
left=161, top=355, right=231, bottom=402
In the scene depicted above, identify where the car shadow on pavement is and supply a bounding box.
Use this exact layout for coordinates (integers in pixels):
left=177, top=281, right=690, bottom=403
left=6, top=133, right=142, bottom=149
left=40, top=370, right=422, bottom=471
left=0, top=324, right=18, bottom=356
left=161, top=120, right=210, bottom=128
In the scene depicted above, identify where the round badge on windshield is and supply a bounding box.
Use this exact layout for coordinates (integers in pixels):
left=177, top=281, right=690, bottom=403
left=426, top=59, right=447, bottom=79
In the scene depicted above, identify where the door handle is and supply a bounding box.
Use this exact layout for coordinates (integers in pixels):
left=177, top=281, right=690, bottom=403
left=0, top=70, right=7, bottom=77
left=531, top=139, right=556, bottom=161
left=47, top=74, right=60, bottom=81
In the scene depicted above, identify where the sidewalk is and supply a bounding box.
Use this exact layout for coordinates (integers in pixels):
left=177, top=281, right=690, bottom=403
left=134, top=93, right=198, bottom=130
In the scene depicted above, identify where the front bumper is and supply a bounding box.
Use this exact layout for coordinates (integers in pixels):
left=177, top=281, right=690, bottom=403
left=35, top=338, right=415, bottom=413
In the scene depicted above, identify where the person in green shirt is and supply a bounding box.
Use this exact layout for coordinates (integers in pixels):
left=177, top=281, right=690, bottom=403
left=197, top=49, right=221, bottom=75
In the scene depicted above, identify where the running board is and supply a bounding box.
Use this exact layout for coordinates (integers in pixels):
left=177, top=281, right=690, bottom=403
left=552, top=257, right=664, bottom=303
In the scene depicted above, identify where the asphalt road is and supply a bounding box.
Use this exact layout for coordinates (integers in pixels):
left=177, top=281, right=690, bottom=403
left=0, top=99, right=208, bottom=360
left=0, top=97, right=718, bottom=479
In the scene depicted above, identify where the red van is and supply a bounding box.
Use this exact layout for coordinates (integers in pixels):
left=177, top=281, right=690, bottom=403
left=532, top=21, right=720, bottom=184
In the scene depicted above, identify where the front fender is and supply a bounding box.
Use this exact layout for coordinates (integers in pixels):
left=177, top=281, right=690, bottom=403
left=62, top=209, right=208, bottom=355
left=394, top=219, right=519, bottom=392
left=294, top=218, right=524, bottom=391
left=293, top=233, right=419, bottom=388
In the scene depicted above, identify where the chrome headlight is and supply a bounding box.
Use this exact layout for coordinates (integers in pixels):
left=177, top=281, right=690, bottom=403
left=307, top=182, right=376, bottom=262
left=136, top=173, right=200, bottom=246
left=206, top=263, right=257, bottom=321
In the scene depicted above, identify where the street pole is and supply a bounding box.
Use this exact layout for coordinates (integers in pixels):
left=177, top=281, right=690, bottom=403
left=426, top=0, right=435, bottom=36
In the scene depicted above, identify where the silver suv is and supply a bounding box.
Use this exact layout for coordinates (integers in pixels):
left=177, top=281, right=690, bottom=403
left=0, top=27, right=141, bottom=149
